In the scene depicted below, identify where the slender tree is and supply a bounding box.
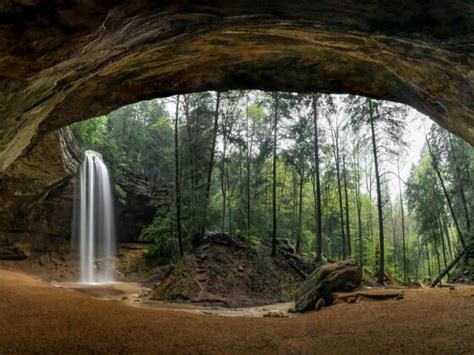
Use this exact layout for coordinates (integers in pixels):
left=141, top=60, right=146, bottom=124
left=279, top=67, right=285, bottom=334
left=204, top=92, right=221, bottom=203
left=426, top=136, right=467, bottom=250
left=369, top=100, right=385, bottom=284
left=271, top=92, right=279, bottom=256
left=312, top=94, right=323, bottom=261
left=296, top=165, right=304, bottom=255
left=342, top=152, right=352, bottom=256
left=174, top=95, right=184, bottom=257
left=397, top=156, right=408, bottom=282
left=328, top=111, right=346, bottom=259
left=352, top=139, right=364, bottom=267
left=245, top=94, right=252, bottom=244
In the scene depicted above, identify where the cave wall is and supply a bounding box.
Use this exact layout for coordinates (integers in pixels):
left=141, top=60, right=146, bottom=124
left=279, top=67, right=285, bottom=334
left=114, top=173, right=169, bottom=243
left=0, top=0, right=472, bottom=175
left=0, top=128, right=167, bottom=243
left=0, top=128, right=81, bottom=238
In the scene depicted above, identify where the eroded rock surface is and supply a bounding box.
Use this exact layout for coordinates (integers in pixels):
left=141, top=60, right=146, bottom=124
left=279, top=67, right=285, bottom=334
left=114, top=171, right=169, bottom=242
left=0, top=0, right=473, bottom=173
left=0, top=128, right=82, bottom=238
left=0, top=126, right=167, bottom=243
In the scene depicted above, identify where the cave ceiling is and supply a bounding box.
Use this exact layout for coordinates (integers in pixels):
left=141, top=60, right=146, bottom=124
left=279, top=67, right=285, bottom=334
left=0, top=0, right=472, bottom=172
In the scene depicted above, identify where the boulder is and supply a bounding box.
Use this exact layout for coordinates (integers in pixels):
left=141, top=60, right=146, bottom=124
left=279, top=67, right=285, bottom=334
left=294, top=259, right=362, bottom=313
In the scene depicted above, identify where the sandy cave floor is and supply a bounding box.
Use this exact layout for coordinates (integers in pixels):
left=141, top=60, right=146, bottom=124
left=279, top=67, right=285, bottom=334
left=1, top=269, right=474, bottom=354
left=50, top=279, right=295, bottom=317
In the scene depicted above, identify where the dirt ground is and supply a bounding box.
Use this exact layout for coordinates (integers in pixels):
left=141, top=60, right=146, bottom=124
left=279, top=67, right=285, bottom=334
left=1, top=269, right=473, bottom=354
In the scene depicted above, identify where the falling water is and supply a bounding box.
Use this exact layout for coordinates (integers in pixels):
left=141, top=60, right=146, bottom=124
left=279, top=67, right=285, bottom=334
left=73, top=150, right=116, bottom=284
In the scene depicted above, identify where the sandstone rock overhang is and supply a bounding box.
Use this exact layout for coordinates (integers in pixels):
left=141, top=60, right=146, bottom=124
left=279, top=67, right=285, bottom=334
left=0, top=0, right=472, bottom=172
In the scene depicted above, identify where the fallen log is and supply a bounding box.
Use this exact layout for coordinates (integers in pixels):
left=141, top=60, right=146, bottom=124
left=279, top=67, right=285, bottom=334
left=276, top=249, right=308, bottom=280
left=431, top=250, right=465, bottom=288
left=293, top=259, right=362, bottom=313
left=333, top=289, right=403, bottom=302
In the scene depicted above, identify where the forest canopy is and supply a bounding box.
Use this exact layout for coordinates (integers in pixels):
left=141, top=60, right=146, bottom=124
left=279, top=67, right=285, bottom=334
left=72, top=91, right=474, bottom=285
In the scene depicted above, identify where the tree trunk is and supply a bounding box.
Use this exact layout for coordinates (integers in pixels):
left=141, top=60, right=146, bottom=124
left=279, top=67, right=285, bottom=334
left=352, top=144, right=363, bottom=268
left=433, top=233, right=442, bottom=285
left=426, top=245, right=432, bottom=278
left=342, top=153, right=351, bottom=256
left=278, top=165, right=288, bottom=221
left=415, top=233, right=421, bottom=280
left=449, top=135, right=471, bottom=233
left=357, top=197, right=363, bottom=267
left=271, top=93, right=279, bottom=256
left=431, top=250, right=466, bottom=287
left=312, top=94, right=323, bottom=261
left=391, top=211, right=398, bottom=274
left=427, top=137, right=467, bottom=250
left=369, top=100, right=385, bottom=285
left=437, top=214, right=448, bottom=269
left=442, top=214, right=454, bottom=260
left=397, top=158, right=408, bottom=282
left=332, top=127, right=346, bottom=259
left=246, top=95, right=252, bottom=244
left=203, top=92, right=221, bottom=231
left=221, top=111, right=228, bottom=232
left=226, top=157, right=233, bottom=235
left=174, top=95, right=184, bottom=258
left=292, top=169, right=298, bottom=246
left=365, top=159, right=375, bottom=271
left=297, top=166, right=304, bottom=255
left=183, top=97, right=198, bottom=234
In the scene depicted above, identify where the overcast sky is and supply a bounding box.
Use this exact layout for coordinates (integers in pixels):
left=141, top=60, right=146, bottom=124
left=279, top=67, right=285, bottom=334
left=388, top=109, right=429, bottom=198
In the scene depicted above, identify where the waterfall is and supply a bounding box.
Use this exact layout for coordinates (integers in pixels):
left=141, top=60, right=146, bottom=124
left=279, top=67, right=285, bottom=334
left=73, top=150, right=116, bottom=284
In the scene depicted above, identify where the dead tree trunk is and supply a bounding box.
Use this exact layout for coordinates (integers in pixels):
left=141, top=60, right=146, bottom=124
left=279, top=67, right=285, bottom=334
left=431, top=250, right=466, bottom=287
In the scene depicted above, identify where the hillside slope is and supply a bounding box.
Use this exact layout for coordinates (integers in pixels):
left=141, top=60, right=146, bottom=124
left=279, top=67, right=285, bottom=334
left=151, top=233, right=315, bottom=307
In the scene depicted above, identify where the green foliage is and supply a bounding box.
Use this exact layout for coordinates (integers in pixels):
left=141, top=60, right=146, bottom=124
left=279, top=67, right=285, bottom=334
left=73, top=100, right=174, bottom=185
left=114, top=184, right=127, bottom=205
left=72, top=90, right=473, bottom=286
left=405, top=123, right=474, bottom=282
left=140, top=211, right=178, bottom=265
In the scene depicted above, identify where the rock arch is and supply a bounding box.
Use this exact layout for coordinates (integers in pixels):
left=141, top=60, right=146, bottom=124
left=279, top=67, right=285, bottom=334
left=0, top=0, right=472, bottom=172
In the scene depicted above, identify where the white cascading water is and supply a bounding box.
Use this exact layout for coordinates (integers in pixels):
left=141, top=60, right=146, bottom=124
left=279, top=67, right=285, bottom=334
left=74, top=150, right=116, bottom=284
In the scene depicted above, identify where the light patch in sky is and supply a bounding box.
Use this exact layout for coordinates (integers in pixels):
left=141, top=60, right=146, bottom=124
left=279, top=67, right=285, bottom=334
left=387, top=109, right=429, bottom=199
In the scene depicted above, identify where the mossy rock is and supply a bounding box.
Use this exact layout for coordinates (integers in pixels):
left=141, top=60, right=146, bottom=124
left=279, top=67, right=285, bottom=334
left=294, top=259, right=362, bottom=313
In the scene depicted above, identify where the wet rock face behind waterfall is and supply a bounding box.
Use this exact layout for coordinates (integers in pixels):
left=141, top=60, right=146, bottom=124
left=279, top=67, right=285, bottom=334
left=0, top=1, right=472, bottom=174
left=114, top=172, right=169, bottom=242
left=0, top=129, right=167, bottom=248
